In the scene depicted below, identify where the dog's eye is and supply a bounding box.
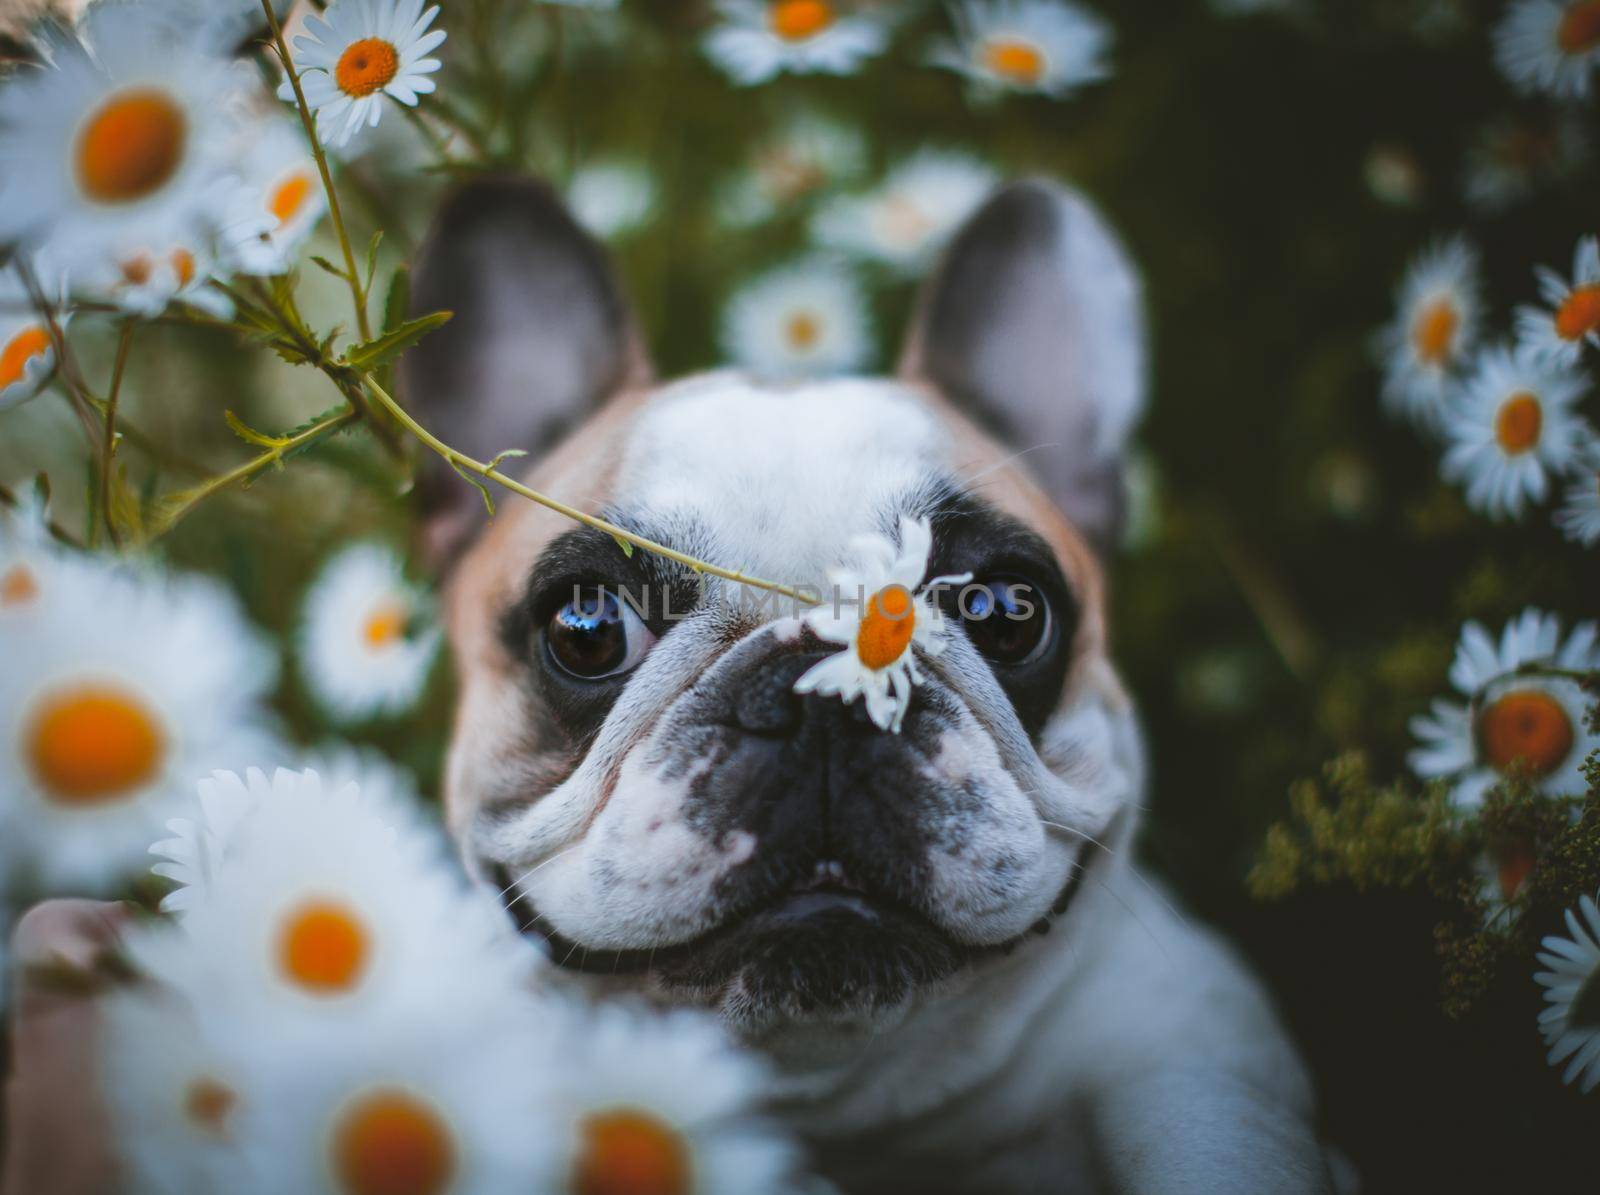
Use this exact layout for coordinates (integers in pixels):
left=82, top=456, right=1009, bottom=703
left=957, top=576, right=1053, bottom=666
left=544, top=587, right=655, bottom=680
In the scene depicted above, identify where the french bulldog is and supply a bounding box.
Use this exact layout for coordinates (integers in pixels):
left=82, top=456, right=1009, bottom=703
left=2, top=176, right=1341, bottom=1194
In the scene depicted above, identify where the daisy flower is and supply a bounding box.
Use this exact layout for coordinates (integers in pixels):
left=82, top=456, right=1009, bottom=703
left=544, top=1002, right=807, bottom=1195
left=1494, top=0, right=1600, bottom=99
left=0, top=4, right=248, bottom=299
left=1375, top=236, right=1481, bottom=426
left=718, top=111, right=868, bottom=228
left=1535, top=891, right=1600, bottom=1093
left=794, top=516, right=971, bottom=733
left=278, top=0, right=448, bottom=148
left=0, top=564, right=279, bottom=895
left=223, top=117, right=327, bottom=277
left=297, top=542, right=441, bottom=724
left=146, top=0, right=298, bottom=54
left=567, top=161, right=657, bottom=241
left=1516, top=236, right=1600, bottom=366
left=930, top=0, right=1113, bottom=98
left=703, top=0, right=889, bottom=86
left=0, top=261, right=67, bottom=413
left=721, top=259, right=873, bottom=381
left=1474, top=838, right=1539, bottom=928
left=1556, top=461, right=1600, bottom=545
left=811, top=149, right=998, bottom=276
left=1464, top=115, right=1587, bottom=214
left=1409, top=608, right=1600, bottom=809
left=1439, top=345, right=1589, bottom=520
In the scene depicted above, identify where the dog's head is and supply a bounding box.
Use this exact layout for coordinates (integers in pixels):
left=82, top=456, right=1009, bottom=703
left=402, top=177, right=1147, bottom=1031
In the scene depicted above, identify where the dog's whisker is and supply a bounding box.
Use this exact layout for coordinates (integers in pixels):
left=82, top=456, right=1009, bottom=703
left=497, top=843, right=584, bottom=907
left=1092, top=875, right=1176, bottom=971
left=957, top=442, right=1063, bottom=487
left=1039, top=818, right=1190, bottom=930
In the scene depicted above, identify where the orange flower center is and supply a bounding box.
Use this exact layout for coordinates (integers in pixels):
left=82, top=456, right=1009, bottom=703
left=1, top=564, right=39, bottom=607
left=1558, top=1, right=1600, bottom=53
left=856, top=584, right=915, bottom=671
left=172, top=248, right=196, bottom=288
left=75, top=88, right=187, bottom=204
left=183, top=1077, right=237, bottom=1134
left=574, top=1109, right=691, bottom=1195
left=0, top=325, right=51, bottom=391
left=1478, top=689, right=1574, bottom=777
left=769, top=0, right=835, bottom=41
left=278, top=899, right=370, bottom=993
left=982, top=37, right=1046, bottom=84
left=331, top=1089, right=455, bottom=1195
left=1554, top=284, right=1600, bottom=341
left=784, top=311, right=821, bottom=350
left=25, top=684, right=165, bottom=805
left=875, top=194, right=934, bottom=249
left=1410, top=297, right=1458, bottom=366
left=1495, top=841, right=1536, bottom=902
left=120, top=255, right=153, bottom=287
left=1494, top=392, right=1543, bottom=454
left=335, top=38, right=401, bottom=98
left=269, top=171, right=316, bottom=226
left=362, top=600, right=408, bottom=650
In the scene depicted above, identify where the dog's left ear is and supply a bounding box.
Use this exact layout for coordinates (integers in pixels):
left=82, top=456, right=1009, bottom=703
left=900, top=179, right=1147, bottom=555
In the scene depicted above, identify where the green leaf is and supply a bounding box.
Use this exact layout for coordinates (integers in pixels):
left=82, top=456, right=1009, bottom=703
left=308, top=255, right=349, bottom=281
left=382, top=266, right=411, bottom=335
left=342, top=310, right=453, bottom=372
left=485, top=448, right=527, bottom=472
left=364, top=231, right=384, bottom=295
left=611, top=535, right=634, bottom=558
left=223, top=410, right=288, bottom=451
left=450, top=459, right=495, bottom=518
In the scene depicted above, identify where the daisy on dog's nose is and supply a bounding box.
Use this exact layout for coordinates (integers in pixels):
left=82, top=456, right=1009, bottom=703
left=792, top=516, right=970, bottom=733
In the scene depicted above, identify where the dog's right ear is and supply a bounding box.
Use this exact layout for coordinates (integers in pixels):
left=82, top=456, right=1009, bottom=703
left=399, top=177, right=649, bottom=569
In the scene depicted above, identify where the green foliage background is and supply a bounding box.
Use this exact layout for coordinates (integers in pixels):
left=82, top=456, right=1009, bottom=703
left=5, top=0, right=1600, bottom=1187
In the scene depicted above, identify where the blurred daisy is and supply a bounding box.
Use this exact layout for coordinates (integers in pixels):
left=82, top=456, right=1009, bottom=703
left=1474, top=839, right=1538, bottom=927
left=0, top=565, right=278, bottom=894
left=147, top=0, right=297, bottom=54
left=1363, top=144, right=1424, bottom=209
left=1440, top=345, right=1589, bottom=520
left=794, top=517, right=971, bottom=733
left=1409, top=608, right=1600, bottom=809
left=567, top=161, right=657, bottom=241
left=279, top=0, right=447, bottom=147
left=92, top=230, right=235, bottom=320
left=811, top=149, right=998, bottom=275
left=547, top=1003, right=806, bottom=1195
left=930, top=0, right=1113, bottom=98
left=223, top=118, right=326, bottom=277
left=1464, top=115, right=1587, bottom=214
left=1375, top=237, right=1481, bottom=427
left=718, top=112, right=868, bottom=227
left=1516, top=236, right=1600, bottom=367
left=0, top=4, right=246, bottom=294
left=703, top=0, right=889, bottom=86
left=0, top=262, right=66, bottom=413
left=1556, top=462, right=1600, bottom=545
left=1495, top=0, right=1600, bottom=99
left=721, top=259, right=873, bottom=380
left=1535, top=891, right=1600, bottom=1093
left=297, top=542, right=441, bottom=723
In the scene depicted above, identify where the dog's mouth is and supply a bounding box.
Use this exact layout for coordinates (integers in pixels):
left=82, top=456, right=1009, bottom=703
left=491, top=834, right=1102, bottom=1002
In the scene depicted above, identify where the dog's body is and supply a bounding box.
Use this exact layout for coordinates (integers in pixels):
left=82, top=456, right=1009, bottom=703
left=3, top=175, right=1340, bottom=1193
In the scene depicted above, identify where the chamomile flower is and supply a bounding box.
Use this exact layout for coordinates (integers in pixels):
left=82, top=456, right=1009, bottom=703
left=1376, top=237, right=1481, bottom=426
left=1516, top=236, right=1600, bottom=366
left=567, top=161, right=657, bottom=241
left=1440, top=345, right=1589, bottom=520
left=297, top=542, right=441, bottom=723
left=718, top=112, right=868, bottom=228
left=0, top=4, right=248, bottom=291
left=146, top=0, right=298, bottom=55
left=811, top=149, right=998, bottom=275
left=1409, top=608, right=1600, bottom=809
left=545, top=1002, right=807, bottom=1195
left=1494, top=0, right=1600, bottom=99
left=1464, top=115, right=1588, bottom=214
left=794, top=517, right=971, bottom=733
left=279, top=0, right=447, bottom=148
left=1556, top=462, right=1600, bottom=545
left=930, top=0, right=1113, bottom=98
left=703, top=0, right=889, bottom=86
left=0, top=262, right=67, bottom=413
left=721, top=259, right=873, bottom=380
left=1474, top=839, right=1539, bottom=928
left=88, top=229, right=235, bottom=319
left=223, top=118, right=327, bottom=276
left=0, top=565, right=279, bottom=894
left=1535, top=891, right=1600, bottom=1093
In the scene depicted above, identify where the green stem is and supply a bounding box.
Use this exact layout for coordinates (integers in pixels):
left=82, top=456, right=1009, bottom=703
left=95, top=322, right=135, bottom=549
left=260, top=0, right=372, bottom=343
left=357, top=372, right=818, bottom=605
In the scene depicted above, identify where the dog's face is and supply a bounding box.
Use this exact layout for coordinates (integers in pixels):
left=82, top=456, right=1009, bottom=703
left=402, top=178, right=1147, bottom=1031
